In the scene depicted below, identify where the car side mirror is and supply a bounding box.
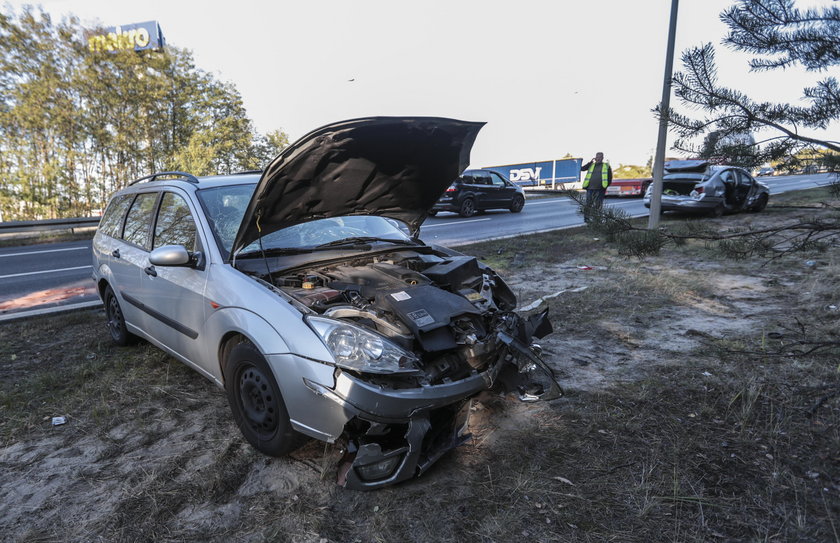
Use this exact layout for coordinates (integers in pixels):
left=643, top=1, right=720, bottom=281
left=149, top=245, right=196, bottom=267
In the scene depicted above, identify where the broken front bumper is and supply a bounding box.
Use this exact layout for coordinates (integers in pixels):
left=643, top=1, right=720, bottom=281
left=305, top=357, right=503, bottom=490
left=287, top=310, right=561, bottom=490
left=337, top=398, right=474, bottom=490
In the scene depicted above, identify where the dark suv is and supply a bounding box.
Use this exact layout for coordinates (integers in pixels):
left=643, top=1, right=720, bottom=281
left=430, top=168, right=526, bottom=217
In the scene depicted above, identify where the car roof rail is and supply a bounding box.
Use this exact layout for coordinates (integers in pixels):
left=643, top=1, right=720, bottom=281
left=128, top=171, right=199, bottom=186
left=233, top=169, right=263, bottom=175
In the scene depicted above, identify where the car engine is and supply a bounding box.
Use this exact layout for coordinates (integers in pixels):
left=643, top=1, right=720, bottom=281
left=256, top=249, right=555, bottom=393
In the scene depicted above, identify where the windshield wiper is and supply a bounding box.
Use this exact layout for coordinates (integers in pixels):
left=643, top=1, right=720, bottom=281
left=236, top=237, right=417, bottom=259
left=236, top=247, right=314, bottom=259
left=313, top=237, right=417, bottom=249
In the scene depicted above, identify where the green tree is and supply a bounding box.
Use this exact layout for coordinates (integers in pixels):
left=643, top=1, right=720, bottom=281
left=0, top=6, right=289, bottom=220
left=660, top=0, right=839, bottom=167
left=614, top=164, right=652, bottom=179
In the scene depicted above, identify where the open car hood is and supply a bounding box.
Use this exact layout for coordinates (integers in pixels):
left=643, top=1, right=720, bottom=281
left=231, top=117, right=484, bottom=256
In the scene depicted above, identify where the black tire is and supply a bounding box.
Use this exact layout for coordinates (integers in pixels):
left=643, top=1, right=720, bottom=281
left=104, top=286, right=136, bottom=346
left=459, top=197, right=476, bottom=218
left=510, top=195, right=525, bottom=213
left=751, top=194, right=768, bottom=212
left=224, top=342, right=306, bottom=457
left=427, top=210, right=438, bottom=216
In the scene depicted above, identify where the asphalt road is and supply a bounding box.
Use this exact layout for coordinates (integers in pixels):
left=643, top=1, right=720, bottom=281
left=0, top=172, right=833, bottom=316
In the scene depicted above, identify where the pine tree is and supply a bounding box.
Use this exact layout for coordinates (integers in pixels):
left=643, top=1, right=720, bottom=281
left=660, top=0, right=839, bottom=167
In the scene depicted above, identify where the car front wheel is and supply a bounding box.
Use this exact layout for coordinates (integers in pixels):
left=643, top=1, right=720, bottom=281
left=224, top=342, right=306, bottom=457
left=510, top=195, right=525, bottom=213
left=459, top=198, right=476, bottom=218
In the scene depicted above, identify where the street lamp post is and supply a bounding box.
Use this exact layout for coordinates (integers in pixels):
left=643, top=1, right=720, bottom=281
left=648, top=0, right=680, bottom=229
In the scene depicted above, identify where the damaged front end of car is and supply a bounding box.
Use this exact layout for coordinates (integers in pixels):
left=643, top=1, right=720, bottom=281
left=240, top=246, right=560, bottom=490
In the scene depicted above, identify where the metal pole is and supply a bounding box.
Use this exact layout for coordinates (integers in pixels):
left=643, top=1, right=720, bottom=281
left=648, top=0, right=680, bottom=229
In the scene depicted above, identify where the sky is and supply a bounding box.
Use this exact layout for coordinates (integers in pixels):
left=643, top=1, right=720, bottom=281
left=7, top=0, right=838, bottom=169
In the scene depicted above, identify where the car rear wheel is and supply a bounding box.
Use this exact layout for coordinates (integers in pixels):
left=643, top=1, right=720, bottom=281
left=510, top=195, right=525, bottom=213
left=751, top=194, right=768, bottom=212
left=104, top=286, right=136, bottom=346
left=224, top=342, right=306, bottom=457
left=459, top=198, right=476, bottom=218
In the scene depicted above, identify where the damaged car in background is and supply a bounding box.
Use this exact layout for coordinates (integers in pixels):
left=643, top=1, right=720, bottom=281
left=643, top=159, right=770, bottom=216
left=92, top=117, right=561, bottom=490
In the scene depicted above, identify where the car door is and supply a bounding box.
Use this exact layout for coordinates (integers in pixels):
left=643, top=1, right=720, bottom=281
left=93, top=194, right=134, bottom=279
left=488, top=171, right=516, bottom=208
left=735, top=170, right=756, bottom=208
left=138, top=190, right=211, bottom=369
left=110, top=191, right=160, bottom=333
left=472, top=171, right=493, bottom=209
left=719, top=169, right=739, bottom=207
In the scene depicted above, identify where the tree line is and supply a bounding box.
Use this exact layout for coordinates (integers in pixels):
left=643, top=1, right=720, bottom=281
left=0, top=7, right=288, bottom=221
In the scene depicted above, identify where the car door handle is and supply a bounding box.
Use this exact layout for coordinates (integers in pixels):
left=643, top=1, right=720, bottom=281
left=111, top=249, right=120, bottom=258
left=144, top=265, right=157, bottom=277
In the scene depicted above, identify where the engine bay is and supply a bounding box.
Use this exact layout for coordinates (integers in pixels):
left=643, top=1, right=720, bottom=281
left=239, top=248, right=555, bottom=392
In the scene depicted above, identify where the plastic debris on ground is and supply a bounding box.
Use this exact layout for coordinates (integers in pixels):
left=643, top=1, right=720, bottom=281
left=518, top=286, right=589, bottom=313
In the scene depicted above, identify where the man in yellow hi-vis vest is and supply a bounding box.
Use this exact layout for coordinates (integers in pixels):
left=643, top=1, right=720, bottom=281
left=580, top=152, right=613, bottom=222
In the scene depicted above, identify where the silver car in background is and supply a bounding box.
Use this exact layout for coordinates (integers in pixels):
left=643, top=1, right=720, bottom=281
left=644, top=160, right=770, bottom=216
left=91, top=117, right=560, bottom=490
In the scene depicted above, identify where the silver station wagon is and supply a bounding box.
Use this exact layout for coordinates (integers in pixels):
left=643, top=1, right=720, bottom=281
left=92, top=117, right=560, bottom=490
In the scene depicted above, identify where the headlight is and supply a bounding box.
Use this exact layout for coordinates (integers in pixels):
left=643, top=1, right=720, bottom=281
left=307, top=316, right=419, bottom=375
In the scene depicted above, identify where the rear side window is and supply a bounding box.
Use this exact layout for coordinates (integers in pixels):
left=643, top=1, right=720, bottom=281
left=98, top=195, right=132, bottom=238
left=489, top=172, right=507, bottom=187
left=154, top=192, right=198, bottom=251
left=122, top=192, right=159, bottom=249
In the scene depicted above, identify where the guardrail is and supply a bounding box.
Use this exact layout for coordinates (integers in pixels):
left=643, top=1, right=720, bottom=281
left=0, top=217, right=100, bottom=236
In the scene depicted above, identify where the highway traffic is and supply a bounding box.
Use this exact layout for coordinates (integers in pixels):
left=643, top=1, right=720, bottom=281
left=0, top=172, right=834, bottom=318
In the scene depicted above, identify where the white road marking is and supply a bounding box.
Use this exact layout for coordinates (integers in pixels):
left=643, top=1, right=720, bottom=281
left=524, top=199, right=576, bottom=206
left=0, top=246, right=88, bottom=258
left=608, top=200, right=646, bottom=206
left=423, top=218, right=492, bottom=228
left=0, top=265, right=92, bottom=279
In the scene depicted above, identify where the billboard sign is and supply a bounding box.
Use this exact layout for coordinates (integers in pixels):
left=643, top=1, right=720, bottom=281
left=87, top=21, right=166, bottom=53
left=485, top=158, right=583, bottom=188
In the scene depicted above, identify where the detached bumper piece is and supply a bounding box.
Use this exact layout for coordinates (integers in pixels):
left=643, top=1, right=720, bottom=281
left=337, top=401, right=471, bottom=490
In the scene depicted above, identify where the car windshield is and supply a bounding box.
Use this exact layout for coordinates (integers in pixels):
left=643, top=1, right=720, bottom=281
left=197, top=184, right=257, bottom=259
left=197, top=183, right=412, bottom=260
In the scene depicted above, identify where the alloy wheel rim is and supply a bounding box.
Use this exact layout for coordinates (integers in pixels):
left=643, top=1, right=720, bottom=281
left=108, top=297, right=123, bottom=339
